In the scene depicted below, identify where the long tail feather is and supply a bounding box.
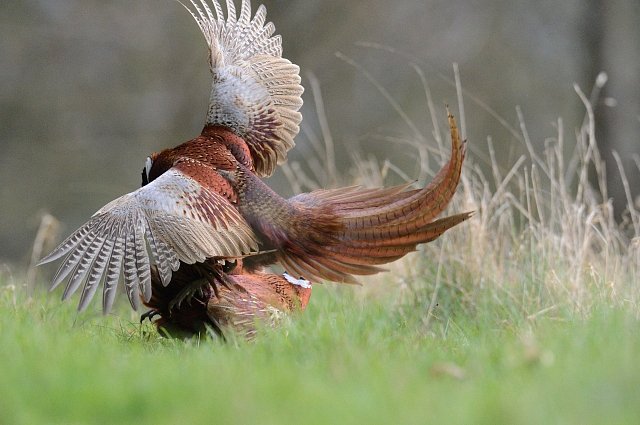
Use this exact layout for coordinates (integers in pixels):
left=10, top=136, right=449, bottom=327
left=279, top=110, right=472, bottom=283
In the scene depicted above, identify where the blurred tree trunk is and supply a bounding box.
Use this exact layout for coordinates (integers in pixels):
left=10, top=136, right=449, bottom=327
left=585, top=0, right=640, bottom=219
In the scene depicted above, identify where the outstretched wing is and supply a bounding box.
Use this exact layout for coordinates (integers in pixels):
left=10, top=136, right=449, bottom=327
left=182, top=0, right=304, bottom=177
left=39, top=167, right=259, bottom=313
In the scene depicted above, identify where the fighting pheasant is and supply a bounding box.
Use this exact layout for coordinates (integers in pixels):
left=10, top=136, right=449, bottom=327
left=39, top=0, right=471, bottom=338
left=145, top=110, right=468, bottom=339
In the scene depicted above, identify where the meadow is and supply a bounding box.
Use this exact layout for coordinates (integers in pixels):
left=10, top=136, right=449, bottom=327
left=1, top=74, right=639, bottom=424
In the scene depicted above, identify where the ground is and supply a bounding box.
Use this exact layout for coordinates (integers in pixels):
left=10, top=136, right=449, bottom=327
left=0, top=283, right=638, bottom=425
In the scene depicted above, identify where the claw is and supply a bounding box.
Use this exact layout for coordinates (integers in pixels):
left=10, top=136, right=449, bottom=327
left=140, top=309, right=160, bottom=324
left=168, top=278, right=208, bottom=312
left=205, top=266, right=234, bottom=297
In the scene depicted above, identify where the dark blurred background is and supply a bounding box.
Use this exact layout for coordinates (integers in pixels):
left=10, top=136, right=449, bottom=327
left=1, top=0, right=639, bottom=265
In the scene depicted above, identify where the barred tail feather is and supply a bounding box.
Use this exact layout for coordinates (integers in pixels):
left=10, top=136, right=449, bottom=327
left=280, top=110, right=471, bottom=284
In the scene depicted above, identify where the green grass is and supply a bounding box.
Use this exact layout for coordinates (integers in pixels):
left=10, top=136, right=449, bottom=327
left=1, top=283, right=639, bottom=425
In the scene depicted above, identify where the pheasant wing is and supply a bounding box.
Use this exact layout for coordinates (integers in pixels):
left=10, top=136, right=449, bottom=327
left=39, top=167, right=259, bottom=313
left=182, top=0, right=304, bottom=177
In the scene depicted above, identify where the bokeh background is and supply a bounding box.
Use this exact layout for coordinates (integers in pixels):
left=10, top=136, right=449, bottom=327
left=1, top=0, right=639, bottom=265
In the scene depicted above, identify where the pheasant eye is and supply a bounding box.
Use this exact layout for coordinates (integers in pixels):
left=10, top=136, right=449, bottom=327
left=141, top=156, right=153, bottom=186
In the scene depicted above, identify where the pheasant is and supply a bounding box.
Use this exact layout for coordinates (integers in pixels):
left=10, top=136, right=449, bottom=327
left=145, top=110, right=469, bottom=339
left=39, top=0, right=471, bottom=338
left=143, top=257, right=312, bottom=339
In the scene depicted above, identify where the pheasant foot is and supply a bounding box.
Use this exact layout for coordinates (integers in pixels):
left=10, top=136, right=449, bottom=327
left=140, top=309, right=161, bottom=324
left=168, top=278, right=209, bottom=312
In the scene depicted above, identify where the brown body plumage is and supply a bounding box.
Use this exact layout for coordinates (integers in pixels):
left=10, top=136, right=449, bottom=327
left=39, top=0, right=471, bottom=340
left=145, top=258, right=311, bottom=339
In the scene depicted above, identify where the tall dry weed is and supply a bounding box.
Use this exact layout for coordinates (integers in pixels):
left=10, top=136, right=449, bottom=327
left=288, top=59, right=639, bottom=325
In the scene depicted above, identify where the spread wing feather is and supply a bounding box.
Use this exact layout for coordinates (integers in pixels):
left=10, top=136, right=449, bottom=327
left=39, top=168, right=259, bottom=313
left=182, top=0, right=304, bottom=177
